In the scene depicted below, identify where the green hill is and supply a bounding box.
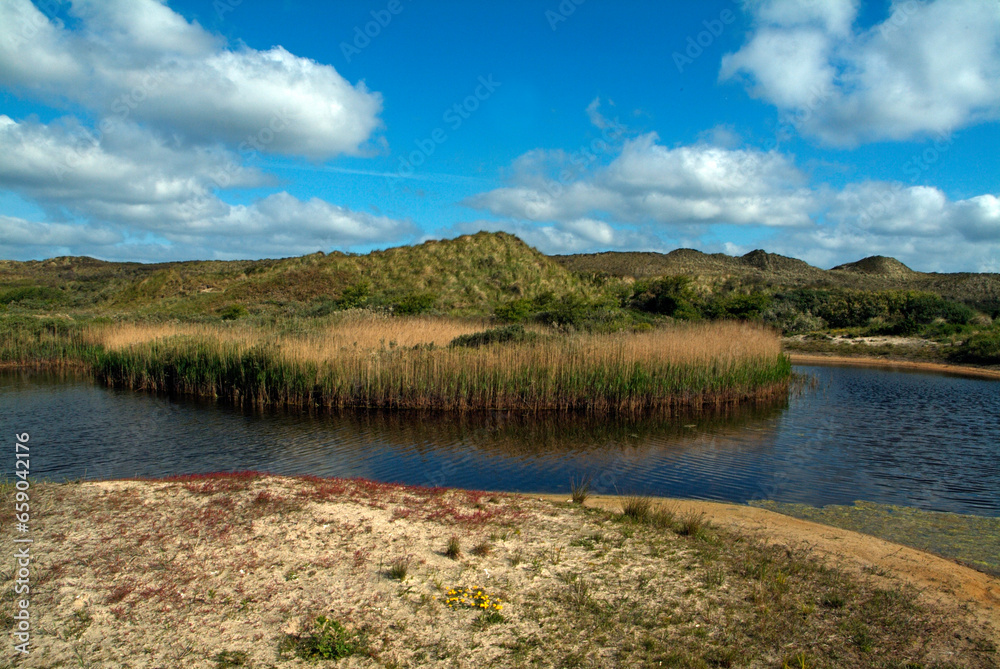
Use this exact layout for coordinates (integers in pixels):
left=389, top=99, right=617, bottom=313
left=0, top=232, right=604, bottom=319
left=554, top=249, right=1000, bottom=313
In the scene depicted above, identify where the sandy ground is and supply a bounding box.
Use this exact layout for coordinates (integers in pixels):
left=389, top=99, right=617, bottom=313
left=788, top=352, right=1000, bottom=380
left=3, top=476, right=997, bottom=668
left=545, top=495, right=1000, bottom=640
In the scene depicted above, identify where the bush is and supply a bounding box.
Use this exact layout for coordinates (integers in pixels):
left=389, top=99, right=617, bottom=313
left=337, top=281, right=370, bottom=310
left=494, top=298, right=534, bottom=323
left=707, top=292, right=772, bottom=321
left=219, top=304, right=248, bottom=320
left=393, top=291, right=436, bottom=315
left=449, top=324, right=537, bottom=348
left=950, top=332, right=1000, bottom=365
left=631, top=276, right=701, bottom=320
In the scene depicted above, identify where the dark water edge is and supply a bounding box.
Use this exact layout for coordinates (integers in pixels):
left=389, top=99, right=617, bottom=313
left=1, top=365, right=998, bottom=519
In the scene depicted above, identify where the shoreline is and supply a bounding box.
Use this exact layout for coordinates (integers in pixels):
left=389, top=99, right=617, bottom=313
left=532, top=492, right=1000, bottom=638
left=788, top=351, right=1000, bottom=380
left=5, top=474, right=996, bottom=666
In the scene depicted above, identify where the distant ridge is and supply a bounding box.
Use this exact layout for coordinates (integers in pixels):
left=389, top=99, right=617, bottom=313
left=831, top=256, right=916, bottom=278
left=2, top=233, right=999, bottom=315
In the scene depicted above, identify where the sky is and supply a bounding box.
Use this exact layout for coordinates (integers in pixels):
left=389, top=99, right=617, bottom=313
left=0, top=0, right=999, bottom=272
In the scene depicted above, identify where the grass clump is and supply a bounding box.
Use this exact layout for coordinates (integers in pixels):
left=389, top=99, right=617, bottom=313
left=445, top=535, right=461, bottom=559
left=620, top=495, right=653, bottom=521
left=212, top=650, right=249, bottom=668
left=470, top=541, right=492, bottom=557
left=280, top=616, right=364, bottom=662
left=570, top=475, right=591, bottom=505
left=676, top=511, right=710, bottom=538
left=387, top=556, right=410, bottom=581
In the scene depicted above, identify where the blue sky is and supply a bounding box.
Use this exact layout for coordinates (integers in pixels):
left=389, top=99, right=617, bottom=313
left=1, top=0, right=999, bottom=271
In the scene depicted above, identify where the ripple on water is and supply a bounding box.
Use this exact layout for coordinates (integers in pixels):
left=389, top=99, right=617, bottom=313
left=1, top=365, right=998, bottom=517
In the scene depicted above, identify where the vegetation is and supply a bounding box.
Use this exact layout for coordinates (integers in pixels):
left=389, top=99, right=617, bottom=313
left=280, top=615, right=366, bottom=661
left=7, top=475, right=994, bottom=667
left=2, top=232, right=997, bottom=388
left=0, top=314, right=791, bottom=414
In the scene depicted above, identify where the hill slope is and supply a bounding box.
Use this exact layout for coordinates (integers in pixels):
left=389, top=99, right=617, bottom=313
left=0, top=232, right=601, bottom=317
left=554, top=249, right=1000, bottom=312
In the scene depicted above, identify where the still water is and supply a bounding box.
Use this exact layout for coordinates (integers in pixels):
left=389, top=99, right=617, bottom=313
left=2, top=365, right=998, bottom=516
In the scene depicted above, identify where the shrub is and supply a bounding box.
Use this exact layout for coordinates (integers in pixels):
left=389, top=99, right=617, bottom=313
left=449, top=324, right=536, bottom=348
left=631, top=276, right=701, bottom=320
left=336, top=281, right=371, bottom=310
left=950, top=331, right=1000, bottom=365
left=219, top=304, right=248, bottom=321
left=494, top=298, right=535, bottom=323
left=393, top=292, right=436, bottom=315
left=706, top=292, right=772, bottom=321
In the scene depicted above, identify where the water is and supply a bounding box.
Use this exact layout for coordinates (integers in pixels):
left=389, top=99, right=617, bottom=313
left=2, top=365, right=998, bottom=516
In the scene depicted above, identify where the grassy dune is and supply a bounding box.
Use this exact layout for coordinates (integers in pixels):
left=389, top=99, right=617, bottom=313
left=1, top=314, right=790, bottom=414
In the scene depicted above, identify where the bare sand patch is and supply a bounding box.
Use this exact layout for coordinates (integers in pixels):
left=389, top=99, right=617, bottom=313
left=3, top=476, right=996, bottom=668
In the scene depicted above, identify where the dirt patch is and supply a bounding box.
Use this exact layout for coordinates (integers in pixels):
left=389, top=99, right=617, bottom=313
left=3, top=477, right=997, bottom=668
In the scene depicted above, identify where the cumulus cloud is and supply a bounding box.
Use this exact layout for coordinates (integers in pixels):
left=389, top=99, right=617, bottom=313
left=0, top=117, right=415, bottom=261
left=467, top=133, right=817, bottom=228
left=765, top=182, right=1000, bottom=272
left=0, top=0, right=383, bottom=158
left=722, top=0, right=1000, bottom=145
left=464, top=123, right=1000, bottom=271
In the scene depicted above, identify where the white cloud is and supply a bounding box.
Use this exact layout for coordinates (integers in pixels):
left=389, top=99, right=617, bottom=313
left=467, top=133, right=817, bottom=228
left=0, top=117, right=415, bottom=261
left=0, top=0, right=383, bottom=158
left=770, top=182, right=1000, bottom=272
left=722, top=0, right=1000, bottom=145
left=464, top=119, right=1000, bottom=272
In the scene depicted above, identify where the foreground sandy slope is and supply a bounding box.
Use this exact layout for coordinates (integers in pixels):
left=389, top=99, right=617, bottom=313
left=3, top=475, right=997, bottom=668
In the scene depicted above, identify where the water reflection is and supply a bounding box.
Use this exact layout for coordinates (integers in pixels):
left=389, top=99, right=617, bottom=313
left=1, top=365, right=997, bottom=516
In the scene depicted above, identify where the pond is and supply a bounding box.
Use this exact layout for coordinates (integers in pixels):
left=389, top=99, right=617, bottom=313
left=2, top=365, right=998, bottom=517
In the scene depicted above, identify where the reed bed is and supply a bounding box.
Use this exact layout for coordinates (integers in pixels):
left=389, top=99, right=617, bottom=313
left=3, top=315, right=791, bottom=414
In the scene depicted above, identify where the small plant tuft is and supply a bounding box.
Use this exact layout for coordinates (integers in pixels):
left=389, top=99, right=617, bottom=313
left=281, top=616, right=363, bottom=662
left=676, top=510, right=710, bottom=537
left=471, top=541, right=492, bottom=557
left=387, top=556, right=411, bottom=581
left=621, top=495, right=652, bottom=521
left=445, top=535, right=461, bottom=559
left=213, top=650, right=250, bottom=668
left=570, top=475, right=591, bottom=505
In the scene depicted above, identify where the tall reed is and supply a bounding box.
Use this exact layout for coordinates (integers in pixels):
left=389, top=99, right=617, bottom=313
left=3, top=315, right=791, bottom=414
